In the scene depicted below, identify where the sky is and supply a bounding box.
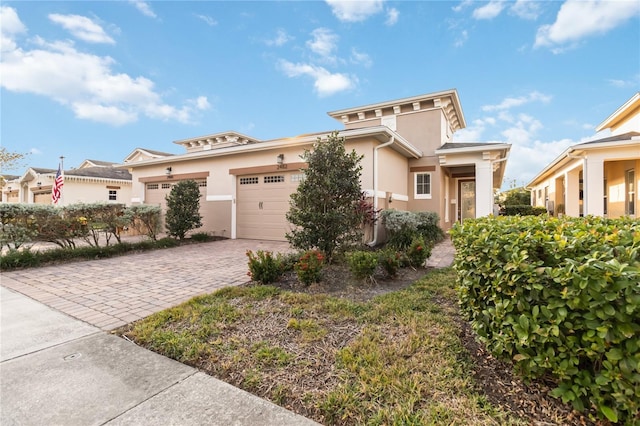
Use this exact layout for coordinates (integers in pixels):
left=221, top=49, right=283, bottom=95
left=1, top=0, right=639, bottom=189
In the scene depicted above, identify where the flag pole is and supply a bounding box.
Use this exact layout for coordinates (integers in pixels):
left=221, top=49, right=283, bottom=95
left=60, top=156, right=65, bottom=206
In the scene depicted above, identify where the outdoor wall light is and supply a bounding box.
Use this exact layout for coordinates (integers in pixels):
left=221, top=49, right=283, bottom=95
left=165, top=167, right=172, bottom=175
left=7, top=187, right=12, bottom=191
left=388, top=195, right=393, bottom=203
left=37, top=181, right=42, bottom=187
left=277, top=154, right=284, bottom=165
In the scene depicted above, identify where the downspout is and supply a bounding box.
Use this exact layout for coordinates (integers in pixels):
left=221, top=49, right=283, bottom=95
left=368, top=135, right=395, bottom=247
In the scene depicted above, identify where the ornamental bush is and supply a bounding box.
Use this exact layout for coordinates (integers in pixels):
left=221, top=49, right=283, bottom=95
left=246, top=250, right=283, bottom=284
left=450, top=215, right=640, bottom=424
left=295, top=250, right=324, bottom=285
left=378, top=247, right=401, bottom=278
left=502, top=205, right=547, bottom=216
left=346, top=250, right=378, bottom=282
left=406, top=236, right=431, bottom=268
left=381, top=209, right=444, bottom=249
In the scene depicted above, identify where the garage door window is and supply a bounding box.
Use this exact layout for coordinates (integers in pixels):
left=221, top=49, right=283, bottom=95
left=147, top=183, right=159, bottom=190
left=291, top=173, right=305, bottom=182
left=264, top=175, right=285, bottom=183
left=240, top=177, right=259, bottom=185
left=161, top=183, right=171, bottom=189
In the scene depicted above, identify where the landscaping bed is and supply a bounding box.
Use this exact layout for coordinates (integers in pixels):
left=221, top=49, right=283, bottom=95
left=116, top=266, right=595, bottom=425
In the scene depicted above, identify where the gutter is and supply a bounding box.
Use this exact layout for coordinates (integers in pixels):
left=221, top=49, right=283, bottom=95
left=368, top=135, right=395, bottom=247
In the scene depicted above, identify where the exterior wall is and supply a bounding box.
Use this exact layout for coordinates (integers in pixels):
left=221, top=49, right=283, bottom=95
left=609, top=104, right=640, bottom=136
left=395, top=109, right=445, bottom=155
left=129, top=135, right=411, bottom=239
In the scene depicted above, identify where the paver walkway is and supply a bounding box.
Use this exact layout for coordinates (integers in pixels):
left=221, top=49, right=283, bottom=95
left=1, top=239, right=291, bottom=330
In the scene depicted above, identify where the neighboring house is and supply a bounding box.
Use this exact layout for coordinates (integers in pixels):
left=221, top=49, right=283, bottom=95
left=122, top=89, right=511, bottom=241
left=527, top=93, right=640, bottom=218
left=1, top=161, right=133, bottom=205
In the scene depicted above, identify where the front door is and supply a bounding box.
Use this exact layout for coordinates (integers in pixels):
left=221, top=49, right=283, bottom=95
left=459, top=180, right=475, bottom=222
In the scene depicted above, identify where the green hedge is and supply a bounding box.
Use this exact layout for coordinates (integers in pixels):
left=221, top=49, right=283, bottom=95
left=450, top=215, right=639, bottom=424
left=502, top=205, right=547, bottom=216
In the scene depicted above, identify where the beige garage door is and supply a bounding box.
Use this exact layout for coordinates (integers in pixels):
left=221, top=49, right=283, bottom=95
left=34, top=192, right=51, bottom=204
left=237, top=172, right=302, bottom=241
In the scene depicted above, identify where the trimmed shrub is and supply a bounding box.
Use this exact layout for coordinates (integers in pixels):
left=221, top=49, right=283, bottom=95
left=246, top=250, right=283, bottom=284
left=295, top=250, right=324, bottom=285
left=406, top=236, right=431, bottom=268
left=378, top=248, right=401, bottom=278
left=346, top=250, right=378, bottom=282
left=502, top=205, right=547, bottom=216
left=380, top=210, right=444, bottom=249
left=450, top=215, right=640, bottom=424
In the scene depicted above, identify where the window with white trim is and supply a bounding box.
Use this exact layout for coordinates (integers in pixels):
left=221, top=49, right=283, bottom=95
left=108, top=190, right=117, bottom=201
left=414, top=173, right=432, bottom=199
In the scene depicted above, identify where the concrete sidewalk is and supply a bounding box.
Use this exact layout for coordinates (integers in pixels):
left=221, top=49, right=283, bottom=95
left=0, top=286, right=319, bottom=426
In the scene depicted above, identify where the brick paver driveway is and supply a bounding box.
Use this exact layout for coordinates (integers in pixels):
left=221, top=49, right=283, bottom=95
left=1, top=239, right=291, bottom=330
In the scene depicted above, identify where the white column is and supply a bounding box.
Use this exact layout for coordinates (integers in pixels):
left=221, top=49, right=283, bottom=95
left=475, top=160, right=493, bottom=217
left=584, top=157, right=604, bottom=216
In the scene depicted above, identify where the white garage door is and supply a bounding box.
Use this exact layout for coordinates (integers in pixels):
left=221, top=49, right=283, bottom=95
left=236, top=172, right=302, bottom=241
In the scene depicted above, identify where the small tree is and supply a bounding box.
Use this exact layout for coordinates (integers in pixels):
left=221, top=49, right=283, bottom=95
left=165, top=180, right=203, bottom=240
left=286, top=131, right=364, bottom=261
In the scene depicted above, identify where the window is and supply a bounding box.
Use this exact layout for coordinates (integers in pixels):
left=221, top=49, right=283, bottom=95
left=195, top=178, right=207, bottom=187
left=108, top=190, right=117, bottom=201
left=161, top=183, right=171, bottom=189
left=147, top=183, right=159, bottom=190
left=291, top=173, right=306, bottom=183
left=627, top=169, right=636, bottom=216
left=239, top=177, right=259, bottom=185
left=414, top=173, right=431, bottom=199
left=264, top=175, right=285, bottom=183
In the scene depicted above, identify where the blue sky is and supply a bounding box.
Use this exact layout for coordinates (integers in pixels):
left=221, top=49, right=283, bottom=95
left=1, top=0, right=639, bottom=188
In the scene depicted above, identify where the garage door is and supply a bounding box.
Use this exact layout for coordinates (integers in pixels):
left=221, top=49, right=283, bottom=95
left=34, top=192, right=51, bottom=204
left=236, top=172, right=302, bottom=241
left=145, top=180, right=208, bottom=227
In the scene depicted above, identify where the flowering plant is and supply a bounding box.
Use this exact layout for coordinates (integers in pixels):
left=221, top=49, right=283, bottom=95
left=295, top=250, right=324, bottom=285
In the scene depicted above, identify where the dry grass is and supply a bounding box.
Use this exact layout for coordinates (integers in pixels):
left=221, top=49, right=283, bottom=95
left=117, top=267, right=593, bottom=425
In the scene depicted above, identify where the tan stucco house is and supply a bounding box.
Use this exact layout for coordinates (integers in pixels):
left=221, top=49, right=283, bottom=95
left=1, top=160, right=132, bottom=206
left=527, top=93, right=640, bottom=218
left=123, top=89, right=511, bottom=241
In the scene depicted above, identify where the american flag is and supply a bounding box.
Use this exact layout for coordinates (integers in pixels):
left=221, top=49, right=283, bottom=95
left=52, top=163, right=64, bottom=204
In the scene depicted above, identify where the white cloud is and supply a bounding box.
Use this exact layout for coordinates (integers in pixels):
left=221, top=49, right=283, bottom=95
left=1, top=6, right=26, bottom=35
left=482, top=91, right=552, bottom=112
left=1, top=5, right=26, bottom=51
left=453, top=118, right=489, bottom=141
left=265, top=29, right=292, bottom=47
left=472, top=1, right=505, bottom=20
left=325, top=0, right=384, bottom=22
left=49, top=14, right=115, bottom=44
left=195, top=14, right=217, bottom=27
left=307, top=28, right=338, bottom=61
left=1, top=8, right=208, bottom=126
left=350, top=48, right=372, bottom=67
left=278, top=60, right=356, bottom=97
left=505, top=138, right=574, bottom=185
left=535, top=0, right=640, bottom=50
left=510, top=0, right=541, bottom=20
left=454, top=30, right=468, bottom=47
left=386, top=8, right=399, bottom=26
left=194, top=96, right=210, bottom=110
left=452, top=0, right=474, bottom=13
left=129, top=0, right=157, bottom=18
left=607, top=73, right=640, bottom=88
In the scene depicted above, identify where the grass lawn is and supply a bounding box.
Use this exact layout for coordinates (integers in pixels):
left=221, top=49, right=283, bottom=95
left=117, top=268, right=586, bottom=425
